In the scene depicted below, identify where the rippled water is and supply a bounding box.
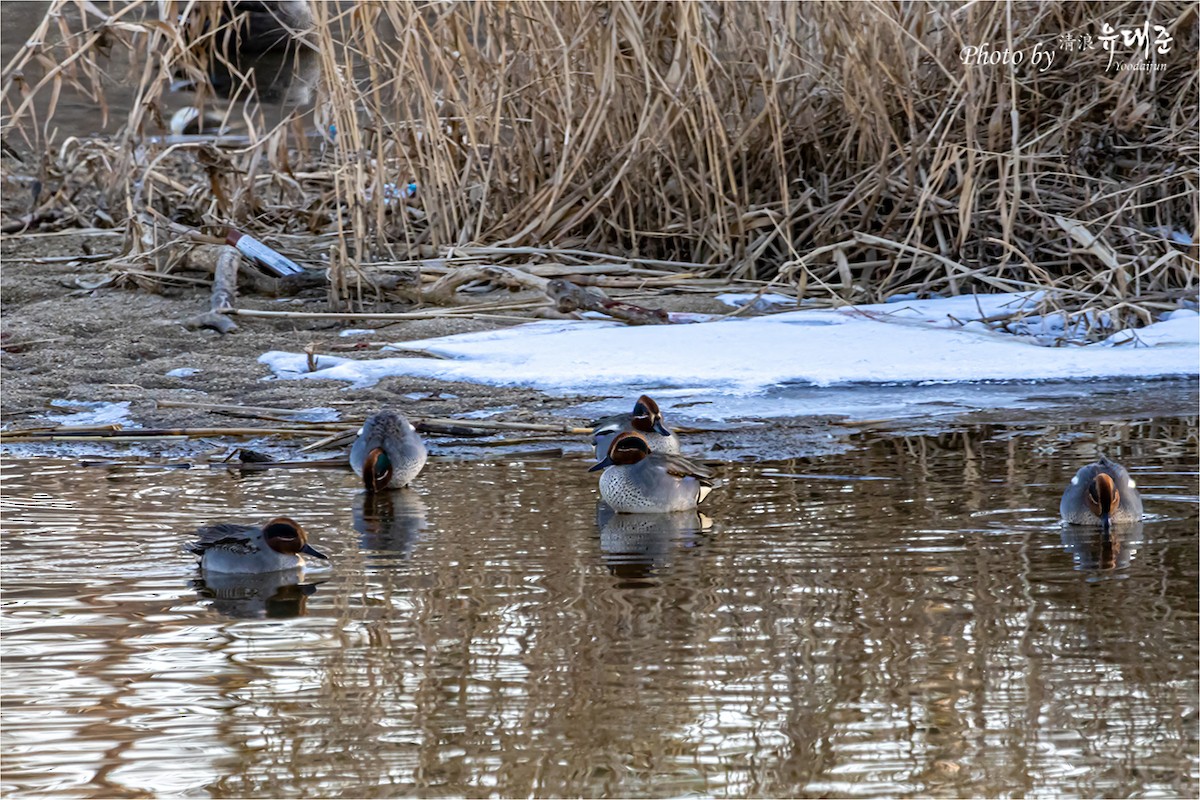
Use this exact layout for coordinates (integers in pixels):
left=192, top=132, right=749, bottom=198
left=2, top=418, right=1197, bottom=797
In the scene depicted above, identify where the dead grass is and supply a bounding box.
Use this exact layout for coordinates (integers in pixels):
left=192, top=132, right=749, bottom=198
left=2, top=0, right=1196, bottom=337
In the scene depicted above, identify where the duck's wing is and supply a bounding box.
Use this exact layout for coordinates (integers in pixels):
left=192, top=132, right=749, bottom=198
left=188, top=523, right=257, bottom=555
left=589, top=412, right=631, bottom=432
left=658, top=453, right=715, bottom=485
left=589, top=412, right=631, bottom=444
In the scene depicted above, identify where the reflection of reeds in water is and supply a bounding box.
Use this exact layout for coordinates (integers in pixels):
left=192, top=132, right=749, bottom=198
left=1, top=2, right=1195, bottom=329
left=4, top=421, right=1191, bottom=796
left=212, top=425, right=1190, bottom=795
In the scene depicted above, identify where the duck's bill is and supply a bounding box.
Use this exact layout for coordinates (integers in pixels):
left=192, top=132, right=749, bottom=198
left=301, top=544, right=329, bottom=560
left=589, top=457, right=614, bottom=472
left=653, top=420, right=672, bottom=436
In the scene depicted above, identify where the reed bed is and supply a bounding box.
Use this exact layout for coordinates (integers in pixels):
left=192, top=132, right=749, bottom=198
left=2, top=1, right=1196, bottom=337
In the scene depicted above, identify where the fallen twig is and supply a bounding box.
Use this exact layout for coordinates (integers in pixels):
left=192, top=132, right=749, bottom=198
left=182, top=245, right=240, bottom=333
left=0, top=425, right=345, bottom=443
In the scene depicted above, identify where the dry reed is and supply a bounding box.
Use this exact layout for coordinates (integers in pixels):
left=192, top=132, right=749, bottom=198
left=2, top=1, right=1196, bottom=337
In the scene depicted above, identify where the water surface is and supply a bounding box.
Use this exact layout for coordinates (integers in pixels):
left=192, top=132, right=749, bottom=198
left=2, top=418, right=1197, bottom=797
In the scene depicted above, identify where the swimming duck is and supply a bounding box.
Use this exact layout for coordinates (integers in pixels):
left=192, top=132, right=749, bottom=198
left=1060, top=456, right=1143, bottom=527
left=189, top=517, right=328, bottom=574
left=591, top=394, right=680, bottom=459
left=590, top=432, right=715, bottom=513
left=350, top=410, right=428, bottom=492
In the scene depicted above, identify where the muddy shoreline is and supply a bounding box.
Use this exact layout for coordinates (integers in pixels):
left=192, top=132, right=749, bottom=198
left=1, top=232, right=845, bottom=461
left=3, top=233, right=1197, bottom=466
left=0, top=233, right=604, bottom=427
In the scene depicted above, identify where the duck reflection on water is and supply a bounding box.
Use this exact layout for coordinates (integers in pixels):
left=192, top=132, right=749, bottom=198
left=1060, top=523, right=1144, bottom=572
left=353, top=489, right=430, bottom=559
left=596, top=502, right=712, bottom=584
left=194, top=570, right=323, bottom=619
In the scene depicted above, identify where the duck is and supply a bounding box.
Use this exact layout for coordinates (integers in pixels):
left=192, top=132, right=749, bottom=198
left=189, top=517, right=328, bottom=574
left=350, top=410, right=428, bottom=492
left=590, top=432, right=716, bottom=513
left=175, top=1, right=318, bottom=105
left=1060, top=456, right=1143, bottom=527
left=591, top=394, right=681, bottom=459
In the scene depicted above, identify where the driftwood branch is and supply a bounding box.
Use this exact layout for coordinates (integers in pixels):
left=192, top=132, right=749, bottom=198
left=545, top=278, right=669, bottom=325
left=424, top=265, right=550, bottom=304
left=183, top=245, right=240, bottom=333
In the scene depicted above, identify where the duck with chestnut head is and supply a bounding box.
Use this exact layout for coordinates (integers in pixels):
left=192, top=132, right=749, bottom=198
left=590, top=432, right=716, bottom=513
left=1060, top=456, right=1143, bottom=528
left=591, top=394, right=680, bottom=460
left=350, top=410, right=428, bottom=492
left=189, top=517, right=328, bottom=574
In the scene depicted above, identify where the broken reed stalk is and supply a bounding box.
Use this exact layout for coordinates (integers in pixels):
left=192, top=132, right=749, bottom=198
left=155, top=399, right=346, bottom=416
left=413, top=417, right=593, bottom=434
left=226, top=302, right=551, bottom=321
left=0, top=426, right=346, bottom=443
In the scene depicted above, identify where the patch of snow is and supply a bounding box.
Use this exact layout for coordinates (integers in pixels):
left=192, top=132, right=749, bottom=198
left=286, top=407, right=341, bottom=423
left=716, top=293, right=795, bottom=310
left=459, top=404, right=517, bottom=419
left=259, top=292, right=1198, bottom=400
left=1102, top=315, right=1199, bottom=348
left=46, top=400, right=138, bottom=427
left=885, top=291, right=943, bottom=303
left=339, top=328, right=376, bottom=337
left=166, top=367, right=199, bottom=377
left=1005, top=309, right=1113, bottom=345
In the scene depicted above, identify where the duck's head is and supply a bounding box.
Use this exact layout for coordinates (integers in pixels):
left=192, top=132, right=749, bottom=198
left=590, top=432, right=652, bottom=471
left=362, top=447, right=393, bottom=493
left=1085, top=472, right=1120, bottom=529
left=263, top=517, right=328, bottom=559
left=630, top=395, right=671, bottom=437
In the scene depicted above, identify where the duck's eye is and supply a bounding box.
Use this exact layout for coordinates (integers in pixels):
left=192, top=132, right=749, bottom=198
left=1087, top=484, right=1100, bottom=503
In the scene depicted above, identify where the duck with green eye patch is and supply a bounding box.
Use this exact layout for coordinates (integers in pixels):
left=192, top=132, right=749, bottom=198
left=591, top=432, right=716, bottom=513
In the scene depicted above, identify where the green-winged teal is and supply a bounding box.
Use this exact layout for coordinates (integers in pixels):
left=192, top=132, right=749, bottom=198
left=351, top=410, right=428, bottom=491
left=189, top=517, right=328, bottom=573
left=1060, top=456, right=1143, bottom=527
left=591, top=394, right=680, bottom=459
left=590, top=432, right=715, bottom=513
